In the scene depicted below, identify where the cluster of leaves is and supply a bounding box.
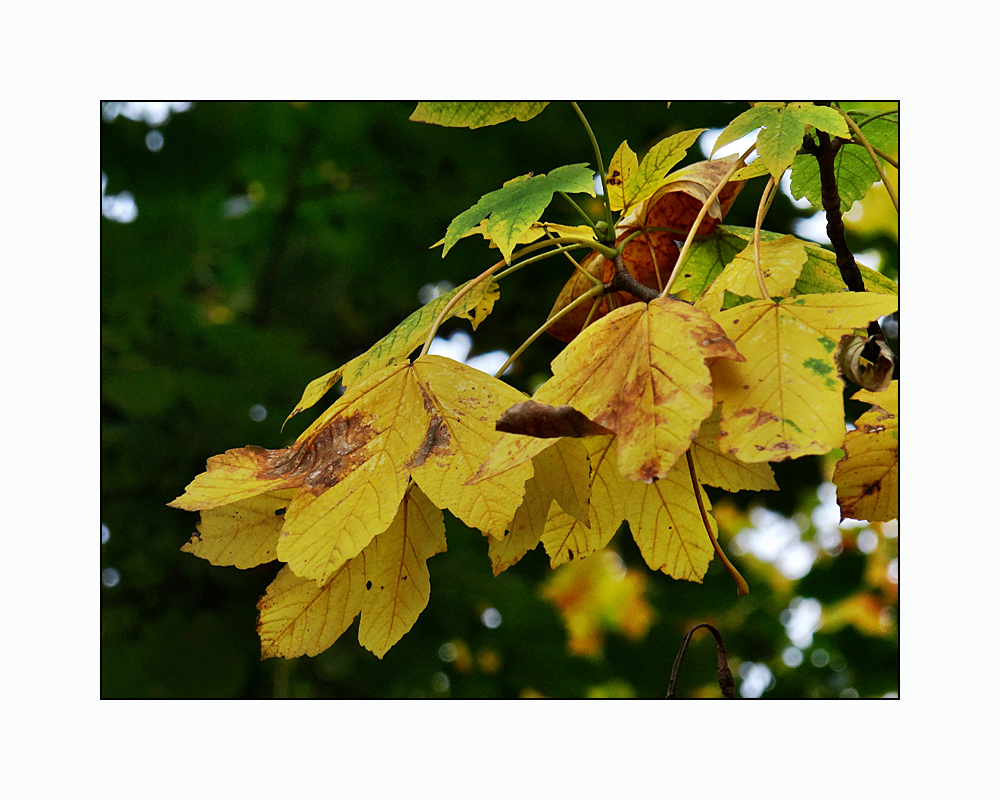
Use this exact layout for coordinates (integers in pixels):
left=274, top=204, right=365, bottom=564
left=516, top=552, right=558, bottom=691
left=170, top=101, right=898, bottom=664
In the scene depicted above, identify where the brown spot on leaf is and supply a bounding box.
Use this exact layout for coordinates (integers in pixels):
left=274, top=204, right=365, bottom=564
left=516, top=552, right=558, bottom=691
left=408, top=415, right=450, bottom=468
left=259, top=411, right=377, bottom=493
left=495, top=400, right=612, bottom=438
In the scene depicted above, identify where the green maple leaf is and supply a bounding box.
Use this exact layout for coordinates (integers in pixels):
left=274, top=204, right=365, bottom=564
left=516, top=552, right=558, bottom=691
left=442, top=164, right=596, bottom=263
left=410, top=102, right=549, bottom=129
left=789, top=146, right=882, bottom=212
left=712, top=102, right=850, bottom=181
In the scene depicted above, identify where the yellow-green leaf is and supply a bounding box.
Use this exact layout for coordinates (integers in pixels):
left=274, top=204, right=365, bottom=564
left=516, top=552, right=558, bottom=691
left=277, top=363, right=430, bottom=583
left=626, top=129, right=707, bottom=211
left=410, top=102, right=548, bottom=129
left=714, top=102, right=850, bottom=182
left=358, top=485, right=447, bottom=658
left=697, top=235, right=809, bottom=313
left=181, top=489, right=297, bottom=568
left=606, top=140, right=639, bottom=212
left=710, top=293, right=898, bottom=461
left=833, top=381, right=898, bottom=522
left=442, top=164, right=596, bottom=264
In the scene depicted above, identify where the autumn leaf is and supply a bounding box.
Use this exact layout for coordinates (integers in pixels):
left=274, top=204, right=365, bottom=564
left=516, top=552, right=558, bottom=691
left=691, top=407, right=778, bottom=492
left=606, top=140, right=638, bottom=212
left=356, top=485, right=447, bottom=657
left=669, top=225, right=897, bottom=302
left=487, top=438, right=591, bottom=575
left=433, top=220, right=596, bottom=251
left=626, top=453, right=716, bottom=581
left=181, top=489, right=296, bottom=568
left=540, top=435, right=632, bottom=567
left=257, top=484, right=446, bottom=659
left=833, top=381, right=898, bottom=522
left=713, top=102, right=850, bottom=181
left=442, top=165, right=596, bottom=263
left=532, top=295, right=745, bottom=482
left=697, top=235, right=809, bottom=313
left=495, top=400, right=612, bottom=439
left=173, top=355, right=532, bottom=586
left=709, top=293, right=898, bottom=462
left=285, top=277, right=500, bottom=425
left=410, top=102, right=548, bottom=129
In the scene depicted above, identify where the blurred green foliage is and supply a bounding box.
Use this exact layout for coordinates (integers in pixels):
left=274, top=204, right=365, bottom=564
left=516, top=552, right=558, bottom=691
left=101, top=101, right=898, bottom=698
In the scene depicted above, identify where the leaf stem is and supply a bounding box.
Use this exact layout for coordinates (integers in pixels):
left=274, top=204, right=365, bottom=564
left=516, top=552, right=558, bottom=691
left=853, top=107, right=899, bottom=128
left=752, top=176, right=777, bottom=299
left=558, top=191, right=601, bottom=237
left=492, top=282, right=606, bottom=378
left=686, top=450, right=749, bottom=595
left=662, top=143, right=756, bottom=297
left=570, top=102, right=615, bottom=233
left=420, top=259, right=506, bottom=357
left=493, top=243, right=589, bottom=282
left=838, top=107, right=898, bottom=213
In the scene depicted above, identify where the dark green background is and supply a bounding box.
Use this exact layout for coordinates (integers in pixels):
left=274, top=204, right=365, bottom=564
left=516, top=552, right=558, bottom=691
left=100, top=101, right=899, bottom=698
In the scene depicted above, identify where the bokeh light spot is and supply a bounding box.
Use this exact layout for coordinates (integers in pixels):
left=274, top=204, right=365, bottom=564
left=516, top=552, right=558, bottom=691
left=102, top=567, right=121, bottom=588
left=481, top=607, right=502, bottom=629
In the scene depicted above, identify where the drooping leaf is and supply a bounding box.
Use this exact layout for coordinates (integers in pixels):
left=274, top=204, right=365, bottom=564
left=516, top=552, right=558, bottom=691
left=495, top=400, right=613, bottom=439
left=710, top=293, right=899, bottom=462
left=410, top=102, right=549, bottom=129
left=357, top=485, right=447, bottom=657
left=257, top=485, right=446, bottom=660
left=606, top=140, right=639, bottom=212
left=285, top=277, right=500, bottom=425
left=181, top=489, right=297, bottom=568
left=257, top=560, right=367, bottom=659
left=714, top=102, right=850, bottom=182
left=540, top=435, right=631, bottom=567
left=697, top=235, right=809, bottom=313
left=833, top=382, right=898, bottom=522
left=487, top=438, right=591, bottom=575
left=403, top=356, right=534, bottom=539
left=532, top=295, right=745, bottom=482
left=442, top=165, right=596, bottom=263
left=626, top=454, right=716, bottom=581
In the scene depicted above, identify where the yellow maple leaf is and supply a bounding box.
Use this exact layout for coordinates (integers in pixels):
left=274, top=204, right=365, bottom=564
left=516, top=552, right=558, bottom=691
left=626, top=453, right=716, bottom=581
left=172, top=355, right=532, bottom=586
left=256, top=484, right=446, bottom=659
left=697, top=235, right=809, bottom=314
left=710, top=293, right=898, bottom=462
left=691, top=406, right=778, bottom=492
left=181, top=488, right=296, bottom=568
left=833, top=381, right=898, bottom=522
left=487, top=438, right=590, bottom=575
left=606, top=140, right=639, bottom=212
left=532, top=295, right=745, bottom=483
left=540, top=435, right=632, bottom=567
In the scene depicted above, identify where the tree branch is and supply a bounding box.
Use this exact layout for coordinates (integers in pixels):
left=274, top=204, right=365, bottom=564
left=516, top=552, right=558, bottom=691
left=605, top=253, right=660, bottom=303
